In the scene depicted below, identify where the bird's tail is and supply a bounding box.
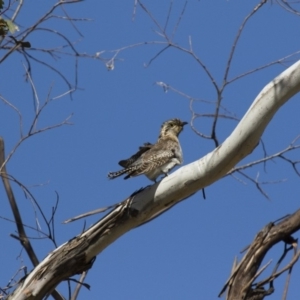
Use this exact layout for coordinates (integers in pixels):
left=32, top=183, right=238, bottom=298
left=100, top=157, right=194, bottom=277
left=108, top=168, right=130, bottom=179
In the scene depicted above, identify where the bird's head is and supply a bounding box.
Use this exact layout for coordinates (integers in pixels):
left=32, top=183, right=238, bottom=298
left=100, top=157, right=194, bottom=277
left=159, top=118, right=188, bottom=138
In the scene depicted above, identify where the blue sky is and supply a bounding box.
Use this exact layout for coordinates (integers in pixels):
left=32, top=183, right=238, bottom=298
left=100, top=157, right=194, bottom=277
left=1, top=0, right=300, bottom=299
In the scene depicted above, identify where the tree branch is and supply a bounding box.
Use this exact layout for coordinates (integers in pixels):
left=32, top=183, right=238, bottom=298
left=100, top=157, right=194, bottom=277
left=0, top=138, right=64, bottom=300
left=219, top=211, right=300, bottom=299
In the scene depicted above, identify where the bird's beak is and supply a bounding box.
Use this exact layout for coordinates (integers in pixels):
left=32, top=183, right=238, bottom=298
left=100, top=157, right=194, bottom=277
left=182, top=121, right=188, bottom=126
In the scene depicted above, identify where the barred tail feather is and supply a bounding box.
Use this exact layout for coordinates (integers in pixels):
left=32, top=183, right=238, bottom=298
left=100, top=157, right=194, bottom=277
left=108, top=168, right=129, bottom=179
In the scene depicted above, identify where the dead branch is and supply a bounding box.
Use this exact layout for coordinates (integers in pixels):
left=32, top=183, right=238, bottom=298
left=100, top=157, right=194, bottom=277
left=105, top=0, right=300, bottom=149
left=0, top=138, right=64, bottom=300
left=225, top=136, right=300, bottom=198
left=0, top=139, right=39, bottom=266
left=0, top=87, right=73, bottom=173
left=276, top=0, right=300, bottom=16
left=219, top=211, right=300, bottom=300
left=0, top=0, right=103, bottom=100
left=70, top=271, right=88, bottom=300
left=223, top=0, right=268, bottom=85
left=7, top=194, right=135, bottom=300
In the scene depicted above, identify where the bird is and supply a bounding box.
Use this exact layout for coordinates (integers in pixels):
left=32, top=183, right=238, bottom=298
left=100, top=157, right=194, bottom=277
left=108, top=118, right=188, bottom=182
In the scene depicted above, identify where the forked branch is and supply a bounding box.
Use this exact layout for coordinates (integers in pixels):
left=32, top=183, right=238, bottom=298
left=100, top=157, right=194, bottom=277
left=219, top=212, right=300, bottom=300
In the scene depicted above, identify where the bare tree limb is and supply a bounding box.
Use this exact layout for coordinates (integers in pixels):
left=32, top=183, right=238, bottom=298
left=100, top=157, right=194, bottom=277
left=70, top=271, right=88, bottom=300
left=219, top=212, right=300, bottom=300
left=223, top=0, right=268, bottom=85
left=0, top=138, right=64, bottom=300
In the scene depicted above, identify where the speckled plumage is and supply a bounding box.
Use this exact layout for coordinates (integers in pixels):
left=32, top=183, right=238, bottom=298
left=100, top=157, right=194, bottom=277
left=108, top=119, right=187, bottom=182
left=118, top=142, right=153, bottom=168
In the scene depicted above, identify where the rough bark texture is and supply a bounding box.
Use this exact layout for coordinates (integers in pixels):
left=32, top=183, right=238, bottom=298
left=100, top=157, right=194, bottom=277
left=220, top=210, right=300, bottom=299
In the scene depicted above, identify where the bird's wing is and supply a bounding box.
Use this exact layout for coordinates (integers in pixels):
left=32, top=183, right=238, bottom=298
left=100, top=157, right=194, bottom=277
left=126, top=140, right=177, bottom=177
left=118, top=142, right=153, bottom=168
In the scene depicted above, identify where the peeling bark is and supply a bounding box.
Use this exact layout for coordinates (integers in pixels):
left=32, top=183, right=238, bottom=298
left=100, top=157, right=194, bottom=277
left=220, top=210, right=300, bottom=299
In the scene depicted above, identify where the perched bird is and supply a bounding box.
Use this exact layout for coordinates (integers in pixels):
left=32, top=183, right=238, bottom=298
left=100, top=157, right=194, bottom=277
left=108, top=118, right=188, bottom=182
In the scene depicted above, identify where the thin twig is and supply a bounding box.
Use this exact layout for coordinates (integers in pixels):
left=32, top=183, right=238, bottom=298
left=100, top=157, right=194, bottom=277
left=171, top=0, right=187, bottom=40
left=0, top=95, right=23, bottom=137
left=223, top=0, right=268, bottom=85
left=11, top=0, right=23, bottom=22
left=71, top=271, right=88, bottom=300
